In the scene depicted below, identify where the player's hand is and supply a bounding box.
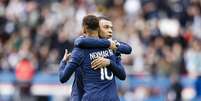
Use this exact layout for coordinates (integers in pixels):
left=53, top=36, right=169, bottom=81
left=108, top=39, right=117, bottom=51
left=91, top=57, right=110, bottom=70
left=62, top=49, right=71, bottom=62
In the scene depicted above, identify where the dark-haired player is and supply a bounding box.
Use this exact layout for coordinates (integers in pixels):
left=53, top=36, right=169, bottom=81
left=59, top=15, right=126, bottom=101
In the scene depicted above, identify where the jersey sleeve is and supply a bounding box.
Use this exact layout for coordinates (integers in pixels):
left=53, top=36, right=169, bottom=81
left=59, top=48, right=84, bottom=83
left=107, top=59, right=126, bottom=80
left=116, top=41, right=132, bottom=54
left=74, top=36, right=110, bottom=48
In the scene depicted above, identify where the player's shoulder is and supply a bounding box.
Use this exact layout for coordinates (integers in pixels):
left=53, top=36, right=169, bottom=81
left=72, top=47, right=84, bottom=52
left=74, top=35, right=86, bottom=45
left=75, top=35, right=86, bottom=40
left=70, top=47, right=85, bottom=59
left=79, top=35, right=86, bottom=38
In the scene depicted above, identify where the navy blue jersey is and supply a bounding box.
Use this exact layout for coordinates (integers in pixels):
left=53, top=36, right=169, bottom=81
left=65, top=36, right=132, bottom=101
left=59, top=47, right=126, bottom=101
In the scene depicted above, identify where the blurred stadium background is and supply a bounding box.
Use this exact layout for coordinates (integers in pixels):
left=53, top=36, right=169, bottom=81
left=0, top=0, right=201, bottom=101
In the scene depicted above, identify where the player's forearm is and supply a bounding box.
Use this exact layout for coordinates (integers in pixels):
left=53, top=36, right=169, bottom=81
left=59, top=60, right=78, bottom=83
left=59, top=60, right=66, bottom=70
left=74, top=37, right=110, bottom=48
left=116, top=42, right=132, bottom=54
left=108, top=60, right=126, bottom=80
left=59, top=60, right=68, bottom=83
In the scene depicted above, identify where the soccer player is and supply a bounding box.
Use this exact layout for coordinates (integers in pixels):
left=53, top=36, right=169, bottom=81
left=70, top=16, right=132, bottom=100
left=59, top=15, right=126, bottom=101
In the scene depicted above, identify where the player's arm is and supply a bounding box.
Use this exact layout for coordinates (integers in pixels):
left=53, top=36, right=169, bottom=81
left=116, top=41, right=132, bottom=54
left=74, top=36, right=131, bottom=54
left=108, top=59, right=126, bottom=80
left=59, top=48, right=84, bottom=83
left=74, top=36, right=111, bottom=48
left=91, top=57, right=126, bottom=80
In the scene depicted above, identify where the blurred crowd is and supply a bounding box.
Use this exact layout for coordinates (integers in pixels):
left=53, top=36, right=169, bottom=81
left=0, top=0, right=201, bottom=101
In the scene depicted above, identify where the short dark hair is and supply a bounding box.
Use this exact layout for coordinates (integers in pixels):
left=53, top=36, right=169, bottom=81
left=82, top=15, right=99, bottom=31
left=98, top=16, right=111, bottom=21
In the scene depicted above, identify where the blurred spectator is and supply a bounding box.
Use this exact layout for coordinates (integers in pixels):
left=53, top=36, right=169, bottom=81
left=16, top=58, right=35, bottom=83
left=187, top=2, right=201, bottom=39
left=184, top=38, right=201, bottom=77
left=15, top=58, right=35, bottom=99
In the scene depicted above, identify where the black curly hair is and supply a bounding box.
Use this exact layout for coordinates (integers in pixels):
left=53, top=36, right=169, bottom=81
left=82, top=15, right=99, bottom=31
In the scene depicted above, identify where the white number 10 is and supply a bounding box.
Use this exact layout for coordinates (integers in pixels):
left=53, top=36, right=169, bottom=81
left=100, top=68, right=113, bottom=80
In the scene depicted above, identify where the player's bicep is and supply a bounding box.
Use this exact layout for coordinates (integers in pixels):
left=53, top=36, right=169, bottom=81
left=74, top=37, right=110, bottom=48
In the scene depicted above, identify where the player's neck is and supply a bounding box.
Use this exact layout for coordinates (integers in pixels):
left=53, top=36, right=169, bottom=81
left=86, top=31, right=99, bottom=38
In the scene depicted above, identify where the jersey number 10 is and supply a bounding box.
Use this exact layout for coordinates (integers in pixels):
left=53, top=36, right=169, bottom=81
left=100, top=68, right=113, bottom=80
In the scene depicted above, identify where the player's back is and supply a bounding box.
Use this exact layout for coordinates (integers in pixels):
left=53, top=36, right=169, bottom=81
left=78, top=47, right=120, bottom=101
